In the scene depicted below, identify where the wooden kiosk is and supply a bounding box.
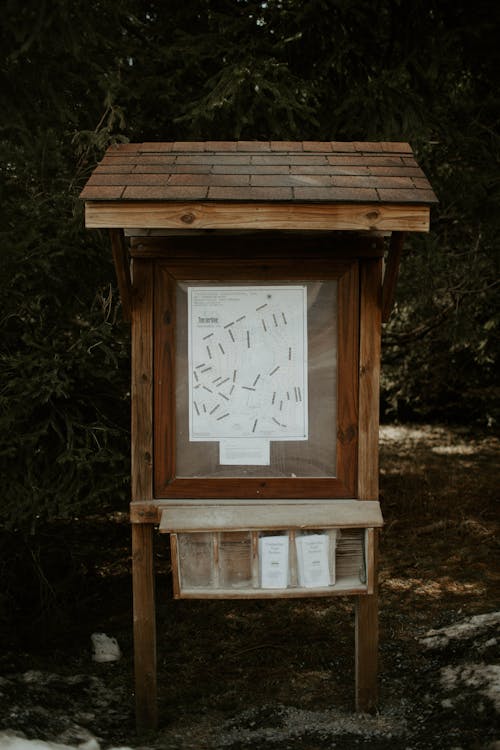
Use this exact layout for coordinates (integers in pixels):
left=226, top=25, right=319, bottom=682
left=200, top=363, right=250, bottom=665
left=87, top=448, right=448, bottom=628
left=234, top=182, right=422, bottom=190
left=81, top=141, right=436, bottom=730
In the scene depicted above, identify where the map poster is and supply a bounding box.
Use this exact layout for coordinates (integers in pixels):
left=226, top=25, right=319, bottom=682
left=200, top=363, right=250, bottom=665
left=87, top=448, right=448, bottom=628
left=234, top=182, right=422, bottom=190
left=188, top=286, right=308, bottom=453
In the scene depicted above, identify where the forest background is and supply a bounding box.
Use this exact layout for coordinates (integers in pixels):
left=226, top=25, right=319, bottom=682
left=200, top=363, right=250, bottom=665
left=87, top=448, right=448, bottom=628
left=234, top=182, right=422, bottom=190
left=0, top=0, right=498, bottom=630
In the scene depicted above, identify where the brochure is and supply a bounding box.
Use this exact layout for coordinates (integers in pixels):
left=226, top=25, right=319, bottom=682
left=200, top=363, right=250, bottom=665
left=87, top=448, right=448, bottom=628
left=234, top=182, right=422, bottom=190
left=259, top=535, right=289, bottom=589
left=296, top=533, right=331, bottom=588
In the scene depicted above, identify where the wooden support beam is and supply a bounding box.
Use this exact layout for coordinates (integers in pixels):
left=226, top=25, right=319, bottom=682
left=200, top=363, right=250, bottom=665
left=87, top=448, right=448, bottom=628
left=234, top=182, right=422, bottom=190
left=382, top=231, right=406, bottom=323
left=356, top=527, right=379, bottom=713
left=355, top=257, right=382, bottom=712
left=109, top=229, right=132, bottom=322
left=355, top=580, right=379, bottom=712
left=132, top=523, right=158, bottom=731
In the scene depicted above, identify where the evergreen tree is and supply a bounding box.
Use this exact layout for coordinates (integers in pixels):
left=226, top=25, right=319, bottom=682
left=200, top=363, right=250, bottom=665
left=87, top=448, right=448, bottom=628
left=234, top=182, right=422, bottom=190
left=0, top=0, right=498, bottom=625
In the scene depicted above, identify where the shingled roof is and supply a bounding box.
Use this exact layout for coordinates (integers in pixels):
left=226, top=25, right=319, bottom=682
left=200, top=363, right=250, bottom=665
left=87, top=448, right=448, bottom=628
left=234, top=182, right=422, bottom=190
left=81, top=141, right=437, bottom=205
left=81, top=141, right=436, bottom=231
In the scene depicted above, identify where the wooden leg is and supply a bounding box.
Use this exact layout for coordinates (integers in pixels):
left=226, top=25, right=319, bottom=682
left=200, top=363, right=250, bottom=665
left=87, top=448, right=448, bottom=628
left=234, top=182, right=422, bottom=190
left=132, top=523, right=158, bottom=732
left=355, top=592, right=379, bottom=712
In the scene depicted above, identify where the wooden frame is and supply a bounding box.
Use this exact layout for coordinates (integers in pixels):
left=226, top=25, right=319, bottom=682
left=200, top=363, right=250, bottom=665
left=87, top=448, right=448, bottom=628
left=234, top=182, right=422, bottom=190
left=153, top=252, right=359, bottom=500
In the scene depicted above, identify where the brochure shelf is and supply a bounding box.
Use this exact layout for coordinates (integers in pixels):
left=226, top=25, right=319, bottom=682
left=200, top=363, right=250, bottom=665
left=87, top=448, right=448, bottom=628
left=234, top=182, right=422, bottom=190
left=159, top=499, right=382, bottom=599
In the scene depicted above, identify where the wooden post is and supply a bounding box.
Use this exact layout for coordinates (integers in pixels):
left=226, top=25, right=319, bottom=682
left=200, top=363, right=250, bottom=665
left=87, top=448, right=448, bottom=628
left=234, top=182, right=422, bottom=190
left=355, top=575, right=379, bottom=712
left=131, top=259, right=157, bottom=731
left=132, top=523, right=158, bottom=731
left=356, top=257, right=382, bottom=712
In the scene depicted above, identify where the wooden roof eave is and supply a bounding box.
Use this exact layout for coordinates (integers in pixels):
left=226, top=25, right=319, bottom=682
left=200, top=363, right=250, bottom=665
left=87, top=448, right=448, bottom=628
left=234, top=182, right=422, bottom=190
left=84, top=199, right=431, bottom=233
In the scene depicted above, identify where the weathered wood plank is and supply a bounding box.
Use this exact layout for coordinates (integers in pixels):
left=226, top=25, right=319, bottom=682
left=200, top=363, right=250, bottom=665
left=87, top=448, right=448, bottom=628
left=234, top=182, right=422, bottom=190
left=171, top=581, right=369, bottom=599
left=157, top=499, right=383, bottom=532
left=85, top=201, right=431, bottom=232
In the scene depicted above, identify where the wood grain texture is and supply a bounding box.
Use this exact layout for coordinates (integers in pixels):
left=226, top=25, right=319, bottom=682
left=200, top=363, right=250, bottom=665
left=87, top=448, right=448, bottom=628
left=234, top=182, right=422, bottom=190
left=131, top=259, right=154, bottom=502
left=132, top=523, right=158, bottom=731
left=85, top=201, right=431, bottom=232
left=358, top=259, right=383, bottom=501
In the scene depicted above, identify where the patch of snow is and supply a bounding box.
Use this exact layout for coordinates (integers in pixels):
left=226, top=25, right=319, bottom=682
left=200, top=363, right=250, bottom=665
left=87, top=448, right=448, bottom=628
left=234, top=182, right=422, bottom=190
left=0, top=734, right=133, bottom=750
left=440, top=663, right=500, bottom=713
left=483, top=638, right=498, bottom=650
left=440, top=698, right=454, bottom=708
left=431, top=444, right=476, bottom=455
left=420, top=612, right=500, bottom=649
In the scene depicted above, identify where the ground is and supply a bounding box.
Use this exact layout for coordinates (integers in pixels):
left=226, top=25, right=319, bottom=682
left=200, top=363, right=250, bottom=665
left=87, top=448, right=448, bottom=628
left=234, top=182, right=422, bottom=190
left=0, top=425, right=498, bottom=749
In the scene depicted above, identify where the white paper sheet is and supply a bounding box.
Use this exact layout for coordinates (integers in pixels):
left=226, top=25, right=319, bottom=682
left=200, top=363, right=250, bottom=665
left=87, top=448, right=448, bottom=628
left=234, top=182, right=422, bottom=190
left=296, top=534, right=331, bottom=588
left=219, top=438, right=270, bottom=465
left=259, top=535, right=289, bottom=589
left=188, top=286, right=308, bottom=447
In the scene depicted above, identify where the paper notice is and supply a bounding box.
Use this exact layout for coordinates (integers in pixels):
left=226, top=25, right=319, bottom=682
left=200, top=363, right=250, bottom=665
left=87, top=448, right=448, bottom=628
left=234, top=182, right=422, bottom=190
left=219, top=438, right=270, bottom=465
left=259, top=535, right=289, bottom=589
left=296, top=534, right=331, bottom=588
left=188, top=286, right=308, bottom=445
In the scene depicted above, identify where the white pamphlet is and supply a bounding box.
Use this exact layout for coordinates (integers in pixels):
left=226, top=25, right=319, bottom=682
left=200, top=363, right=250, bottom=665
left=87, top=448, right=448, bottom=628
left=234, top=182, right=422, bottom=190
left=259, top=535, right=289, bottom=589
left=296, top=534, right=331, bottom=588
